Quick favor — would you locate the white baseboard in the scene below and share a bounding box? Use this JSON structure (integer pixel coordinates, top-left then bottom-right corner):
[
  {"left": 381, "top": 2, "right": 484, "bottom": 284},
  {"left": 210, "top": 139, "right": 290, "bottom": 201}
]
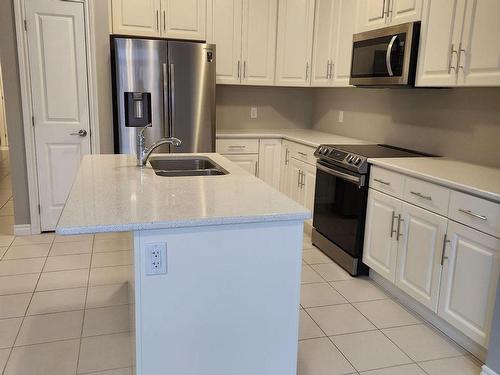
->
[
  {"left": 370, "top": 270, "right": 488, "bottom": 362},
  {"left": 14, "top": 224, "right": 32, "bottom": 236},
  {"left": 482, "top": 365, "right": 499, "bottom": 375}
]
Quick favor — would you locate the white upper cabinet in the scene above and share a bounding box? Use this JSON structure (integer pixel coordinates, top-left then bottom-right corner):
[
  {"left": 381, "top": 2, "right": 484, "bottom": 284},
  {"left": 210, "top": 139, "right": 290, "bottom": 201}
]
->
[
  {"left": 112, "top": 0, "right": 161, "bottom": 37},
  {"left": 207, "top": 0, "right": 277, "bottom": 85},
  {"left": 438, "top": 221, "right": 500, "bottom": 347},
  {"left": 417, "top": 0, "right": 500, "bottom": 87},
  {"left": 161, "top": 0, "right": 206, "bottom": 40},
  {"left": 275, "top": 0, "right": 316, "bottom": 86},
  {"left": 312, "top": 0, "right": 357, "bottom": 87},
  {"left": 241, "top": 0, "right": 278, "bottom": 85},
  {"left": 415, "top": 0, "right": 466, "bottom": 87},
  {"left": 396, "top": 203, "right": 447, "bottom": 312},
  {"left": 207, "top": 0, "right": 243, "bottom": 84},
  {"left": 458, "top": 0, "right": 500, "bottom": 86},
  {"left": 111, "top": 0, "right": 206, "bottom": 40},
  {"left": 356, "top": 0, "right": 422, "bottom": 32}
]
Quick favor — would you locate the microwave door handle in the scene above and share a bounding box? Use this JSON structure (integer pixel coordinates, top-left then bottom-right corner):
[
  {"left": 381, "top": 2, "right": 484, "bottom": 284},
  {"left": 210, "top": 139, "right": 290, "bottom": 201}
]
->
[{"left": 386, "top": 35, "right": 398, "bottom": 77}]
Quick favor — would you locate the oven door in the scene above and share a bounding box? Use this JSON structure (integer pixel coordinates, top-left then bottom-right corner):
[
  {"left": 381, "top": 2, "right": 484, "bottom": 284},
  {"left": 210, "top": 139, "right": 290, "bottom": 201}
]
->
[
  {"left": 313, "top": 162, "right": 368, "bottom": 259},
  {"left": 350, "top": 22, "right": 419, "bottom": 86}
]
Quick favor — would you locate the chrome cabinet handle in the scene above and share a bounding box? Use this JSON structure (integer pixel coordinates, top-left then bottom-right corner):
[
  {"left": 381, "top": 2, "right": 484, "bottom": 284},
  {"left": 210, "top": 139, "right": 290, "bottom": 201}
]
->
[
  {"left": 382, "top": 0, "right": 387, "bottom": 18},
  {"left": 386, "top": 35, "right": 397, "bottom": 77},
  {"left": 70, "top": 129, "right": 87, "bottom": 137},
  {"left": 305, "top": 62, "right": 309, "bottom": 81},
  {"left": 297, "top": 171, "right": 302, "bottom": 188},
  {"left": 458, "top": 208, "right": 487, "bottom": 221},
  {"left": 396, "top": 214, "right": 404, "bottom": 239},
  {"left": 156, "top": 10, "right": 159, "bottom": 32},
  {"left": 237, "top": 60, "right": 240, "bottom": 78},
  {"left": 410, "top": 191, "right": 432, "bottom": 201},
  {"left": 448, "top": 44, "right": 457, "bottom": 74},
  {"left": 374, "top": 178, "right": 390, "bottom": 186},
  {"left": 440, "top": 234, "right": 450, "bottom": 266},
  {"left": 228, "top": 145, "right": 246, "bottom": 149},
  {"left": 243, "top": 61, "right": 246, "bottom": 78},
  {"left": 390, "top": 211, "right": 397, "bottom": 238},
  {"left": 163, "top": 10, "right": 166, "bottom": 32},
  {"left": 298, "top": 151, "right": 307, "bottom": 158},
  {"left": 457, "top": 42, "right": 466, "bottom": 70},
  {"left": 285, "top": 149, "right": 290, "bottom": 165},
  {"left": 326, "top": 60, "right": 330, "bottom": 79}
]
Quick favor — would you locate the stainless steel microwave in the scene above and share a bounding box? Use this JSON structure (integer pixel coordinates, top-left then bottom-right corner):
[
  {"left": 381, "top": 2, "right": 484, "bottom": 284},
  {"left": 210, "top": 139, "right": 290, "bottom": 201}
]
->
[{"left": 350, "top": 22, "right": 420, "bottom": 87}]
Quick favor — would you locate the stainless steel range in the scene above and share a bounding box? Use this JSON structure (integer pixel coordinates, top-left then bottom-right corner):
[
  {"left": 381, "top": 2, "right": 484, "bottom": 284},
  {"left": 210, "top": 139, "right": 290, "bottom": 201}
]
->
[{"left": 312, "top": 144, "right": 431, "bottom": 276}]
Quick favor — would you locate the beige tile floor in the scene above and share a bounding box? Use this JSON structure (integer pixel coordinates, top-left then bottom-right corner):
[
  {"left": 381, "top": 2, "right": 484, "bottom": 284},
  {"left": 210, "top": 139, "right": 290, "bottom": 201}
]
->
[{"left": 0, "top": 150, "right": 483, "bottom": 375}]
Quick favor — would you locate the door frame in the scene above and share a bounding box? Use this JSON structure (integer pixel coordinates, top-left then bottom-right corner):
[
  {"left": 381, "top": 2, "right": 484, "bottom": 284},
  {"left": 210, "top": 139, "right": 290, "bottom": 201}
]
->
[{"left": 13, "top": 0, "right": 101, "bottom": 234}]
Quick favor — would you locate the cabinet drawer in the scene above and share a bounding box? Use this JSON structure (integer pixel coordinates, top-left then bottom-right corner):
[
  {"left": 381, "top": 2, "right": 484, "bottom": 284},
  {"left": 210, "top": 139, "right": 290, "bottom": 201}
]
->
[
  {"left": 449, "top": 191, "right": 500, "bottom": 238},
  {"left": 288, "top": 142, "right": 316, "bottom": 165},
  {"left": 216, "top": 139, "right": 259, "bottom": 154},
  {"left": 369, "top": 166, "right": 404, "bottom": 198},
  {"left": 403, "top": 177, "right": 450, "bottom": 216}
]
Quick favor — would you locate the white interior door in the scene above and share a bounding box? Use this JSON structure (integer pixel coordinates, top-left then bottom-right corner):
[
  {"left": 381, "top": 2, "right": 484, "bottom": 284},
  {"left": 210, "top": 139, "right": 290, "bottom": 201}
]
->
[
  {"left": 438, "top": 221, "right": 500, "bottom": 347},
  {"left": 25, "top": 0, "right": 92, "bottom": 231},
  {"left": 396, "top": 203, "right": 447, "bottom": 311}
]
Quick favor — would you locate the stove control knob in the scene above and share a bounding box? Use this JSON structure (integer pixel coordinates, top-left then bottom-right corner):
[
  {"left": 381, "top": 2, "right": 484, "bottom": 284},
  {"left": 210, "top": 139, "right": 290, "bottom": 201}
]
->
[
  {"left": 346, "top": 155, "right": 353, "bottom": 163},
  {"left": 353, "top": 157, "right": 361, "bottom": 165}
]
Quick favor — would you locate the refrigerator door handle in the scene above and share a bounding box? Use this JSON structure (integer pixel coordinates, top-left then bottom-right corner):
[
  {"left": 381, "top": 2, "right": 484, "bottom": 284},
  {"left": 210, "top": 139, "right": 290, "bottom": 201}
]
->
[
  {"left": 169, "top": 63, "right": 175, "bottom": 139},
  {"left": 162, "top": 63, "right": 170, "bottom": 137}
]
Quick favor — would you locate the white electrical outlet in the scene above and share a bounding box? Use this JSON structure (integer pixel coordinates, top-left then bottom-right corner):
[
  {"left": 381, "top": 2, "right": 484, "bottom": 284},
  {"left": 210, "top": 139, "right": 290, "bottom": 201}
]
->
[
  {"left": 145, "top": 243, "right": 167, "bottom": 275},
  {"left": 338, "top": 110, "right": 344, "bottom": 123},
  {"left": 250, "top": 107, "right": 258, "bottom": 119}
]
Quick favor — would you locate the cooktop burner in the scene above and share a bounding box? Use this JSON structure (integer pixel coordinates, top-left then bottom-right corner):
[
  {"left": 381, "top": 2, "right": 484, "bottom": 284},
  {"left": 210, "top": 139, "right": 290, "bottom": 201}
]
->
[{"left": 314, "top": 144, "right": 432, "bottom": 174}]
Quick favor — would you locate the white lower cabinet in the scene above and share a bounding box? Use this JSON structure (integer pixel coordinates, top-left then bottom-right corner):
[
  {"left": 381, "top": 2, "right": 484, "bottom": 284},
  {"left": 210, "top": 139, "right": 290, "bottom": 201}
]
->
[
  {"left": 287, "top": 158, "right": 316, "bottom": 213},
  {"left": 223, "top": 154, "right": 258, "bottom": 175},
  {"left": 396, "top": 202, "right": 447, "bottom": 311},
  {"left": 363, "top": 189, "right": 401, "bottom": 283},
  {"left": 258, "top": 139, "right": 281, "bottom": 189},
  {"left": 438, "top": 221, "right": 500, "bottom": 347},
  {"left": 364, "top": 166, "right": 500, "bottom": 348}
]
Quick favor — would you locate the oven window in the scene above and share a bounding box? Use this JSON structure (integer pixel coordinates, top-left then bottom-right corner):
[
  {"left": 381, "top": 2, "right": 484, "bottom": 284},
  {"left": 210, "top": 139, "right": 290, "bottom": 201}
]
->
[
  {"left": 313, "top": 167, "right": 367, "bottom": 258},
  {"left": 351, "top": 33, "right": 406, "bottom": 78}
]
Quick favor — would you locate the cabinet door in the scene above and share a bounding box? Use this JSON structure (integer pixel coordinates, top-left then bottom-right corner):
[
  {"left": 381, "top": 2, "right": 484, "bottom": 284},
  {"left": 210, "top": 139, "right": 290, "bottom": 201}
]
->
[
  {"left": 280, "top": 144, "right": 292, "bottom": 197},
  {"left": 289, "top": 158, "right": 304, "bottom": 204},
  {"left": 241, "top": 0, "right": 278, "bottom": 86},
  {"left": 415, "top": 0, "right": 466, "bottom": 87},
  {"left": 438, "top": 221, "right": 500, "bottom": 347},
  {"left": 223, "top": 154, "right": 258, "bottom": 176},
  {"left": 363, "top": 189, "right": 401, "bottom": 283},
  {"left": 396, "top": 203, "right": 447, "bottom": 312},
  {"left": 112, "top": 0, "right": 161, "bottom": 37},
  {"left": 207, "top": 0, "right": 242, "bottom": 84},
  {"left": 302, "top": 162, "right": 316, "bottom": 214},
  {"left": 356, "top": 0, "right": 387, "bottom": 32},
  {"left": 258, "top": 139, "right": 282, "bottom": 189},
  {"left": 275, "top": 0, "right": 315, "bottom": 86},
  {"left": 311, "top": 0, "right": 336, "bottom": 86},
  {"left": 161, "top": 0, "right": 206, "bottom": 40},
  {"left": 388, "top": 0, "right": 422, "bottom": 25},
  {"left": 331, "top": 0, "right": 357, "bottom": 87},
  {"left": 459, "top": 0, "right": 500, "bottom": 86}
]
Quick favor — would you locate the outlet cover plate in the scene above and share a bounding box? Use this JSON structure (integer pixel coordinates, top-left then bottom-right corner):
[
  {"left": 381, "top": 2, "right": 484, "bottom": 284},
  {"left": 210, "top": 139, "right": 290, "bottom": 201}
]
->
[{"left": 145, "top": 242, "right": 167, "bottom": 275}]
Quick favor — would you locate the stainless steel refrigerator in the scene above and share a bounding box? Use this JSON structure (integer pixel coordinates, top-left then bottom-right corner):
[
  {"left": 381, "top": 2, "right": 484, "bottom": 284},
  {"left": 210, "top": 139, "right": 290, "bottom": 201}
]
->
[{"left": 111, "top": 37, "right": 216, "bottom": 154}]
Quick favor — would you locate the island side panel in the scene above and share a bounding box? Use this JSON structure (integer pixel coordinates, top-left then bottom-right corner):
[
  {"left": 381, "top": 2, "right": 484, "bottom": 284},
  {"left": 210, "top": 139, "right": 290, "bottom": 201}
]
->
[{"left": 133, "top": 220, "right": 304, "bottom": 375}]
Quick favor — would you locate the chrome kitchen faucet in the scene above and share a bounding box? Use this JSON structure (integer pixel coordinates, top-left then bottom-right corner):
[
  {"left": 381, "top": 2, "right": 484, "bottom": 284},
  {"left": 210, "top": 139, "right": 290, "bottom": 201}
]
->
[{"left": 137, "top": 125, "right": 182, "bottom": 166}]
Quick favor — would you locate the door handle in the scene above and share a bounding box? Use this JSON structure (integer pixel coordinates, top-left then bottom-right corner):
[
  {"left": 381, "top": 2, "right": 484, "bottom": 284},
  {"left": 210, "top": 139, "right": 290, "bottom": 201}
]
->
[
  {"left": 386, "top": 35, "right": 398, "bottom": 77},
  {"left": 169, "top": 63, "right": 175, "bottom": 137},
  {"left": 70, "top": 129, "right": 87, "bottom": 137}
]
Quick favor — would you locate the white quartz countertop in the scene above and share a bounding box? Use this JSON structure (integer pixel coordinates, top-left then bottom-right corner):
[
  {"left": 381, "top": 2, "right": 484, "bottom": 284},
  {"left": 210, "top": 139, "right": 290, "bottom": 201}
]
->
[
  {"left": 56, "top": 153, "right": 310, "bottom": 235},
  {"left": 216, "top": 128, "right": 370, "bottom": 148},
  {"left": 369, "top": 157, "right": 500, "bottom": 203}
]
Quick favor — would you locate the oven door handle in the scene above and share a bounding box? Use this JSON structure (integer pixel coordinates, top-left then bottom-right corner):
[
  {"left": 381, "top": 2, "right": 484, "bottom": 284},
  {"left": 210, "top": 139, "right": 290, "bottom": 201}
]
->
[
  {"left": 386, "top": 35, "right": 398, "bottom": 77},
  {"left": 316, "top": 163, "right": 364, "bottom": 187}
]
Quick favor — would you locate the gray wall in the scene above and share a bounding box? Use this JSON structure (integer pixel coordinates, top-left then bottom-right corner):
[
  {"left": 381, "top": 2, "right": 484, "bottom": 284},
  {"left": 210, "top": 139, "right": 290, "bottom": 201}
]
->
[
  {"left": 312, "top": 87, "right": 500, "bottom": 168},
  {"left": 0, "top": 0, "right": 31, "bottom": 225},
  {"left": 216, "top": 85, "right": 313, "bottom": 130}
]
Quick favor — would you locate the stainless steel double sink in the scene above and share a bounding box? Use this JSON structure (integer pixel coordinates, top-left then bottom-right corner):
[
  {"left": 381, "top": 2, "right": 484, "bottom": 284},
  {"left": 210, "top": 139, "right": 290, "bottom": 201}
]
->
[{"left": 149, "top": 156, "right": 228, "bottom": 177}]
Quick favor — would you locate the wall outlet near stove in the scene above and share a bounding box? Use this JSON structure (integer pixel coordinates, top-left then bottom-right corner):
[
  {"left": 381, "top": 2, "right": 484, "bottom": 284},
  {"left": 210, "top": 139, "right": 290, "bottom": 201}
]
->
[
  {"left": 338, "top": 110, "right": 344, "bottom": 123},
  {"left": 250, "top": 107, "right": 258, "bottom": 119},
  {"left": 145, "top": 242, "right": 167, "bottom": 275}
]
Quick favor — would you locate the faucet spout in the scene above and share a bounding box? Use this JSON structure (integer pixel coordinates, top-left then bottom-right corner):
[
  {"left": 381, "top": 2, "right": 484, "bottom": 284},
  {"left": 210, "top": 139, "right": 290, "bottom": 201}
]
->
[{"left": 136, "top": 126, "right": 182, "bottom": 166}]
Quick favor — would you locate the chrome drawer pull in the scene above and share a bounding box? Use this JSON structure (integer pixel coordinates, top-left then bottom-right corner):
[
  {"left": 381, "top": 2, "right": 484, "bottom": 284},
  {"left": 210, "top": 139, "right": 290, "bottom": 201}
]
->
[
  {"left": 374, "top": 178, "right": 390, "bottom": 186},
  {"left": 298, "top": 152, "right": 307, "bottom": 157},
  {"left": 228, "top": 145, "right": 246, "bottom": 149},
  {"left": 458, "top": 208, "right": 487, "bottom": 221},
  {"left": 410, "top": 191, "right": 432, "bottom": 201}
]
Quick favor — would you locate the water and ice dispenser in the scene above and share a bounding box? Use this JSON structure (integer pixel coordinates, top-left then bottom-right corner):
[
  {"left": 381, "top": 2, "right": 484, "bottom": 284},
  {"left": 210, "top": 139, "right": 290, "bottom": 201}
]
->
[{"left": 124, "top": 92, "right": 151, "bottom": 128}]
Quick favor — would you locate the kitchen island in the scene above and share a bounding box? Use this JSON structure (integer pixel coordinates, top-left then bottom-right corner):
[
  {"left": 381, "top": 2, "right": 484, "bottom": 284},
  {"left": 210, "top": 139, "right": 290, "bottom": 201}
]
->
[{"left": 56, "top": 153, "right": 309, "bottom": 375}]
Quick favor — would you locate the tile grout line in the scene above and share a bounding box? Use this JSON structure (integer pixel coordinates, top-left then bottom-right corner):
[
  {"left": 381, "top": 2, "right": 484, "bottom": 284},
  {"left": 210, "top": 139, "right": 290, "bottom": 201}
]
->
[{"left": 2, "top": 234, "right": 56, "bottom": 375}]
